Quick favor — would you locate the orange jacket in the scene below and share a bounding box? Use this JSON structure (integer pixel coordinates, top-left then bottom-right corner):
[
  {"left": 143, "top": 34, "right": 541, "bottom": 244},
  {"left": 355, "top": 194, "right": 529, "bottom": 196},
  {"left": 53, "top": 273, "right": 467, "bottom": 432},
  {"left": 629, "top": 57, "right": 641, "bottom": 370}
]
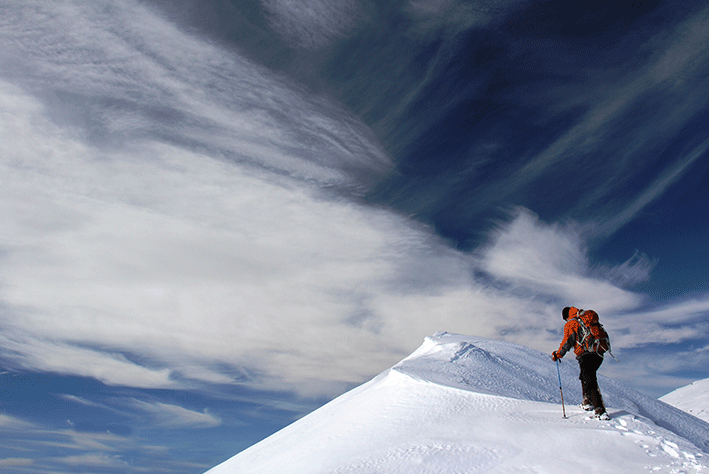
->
[{"left": 556, "top": 307, "right": 585, "bottom": 358}]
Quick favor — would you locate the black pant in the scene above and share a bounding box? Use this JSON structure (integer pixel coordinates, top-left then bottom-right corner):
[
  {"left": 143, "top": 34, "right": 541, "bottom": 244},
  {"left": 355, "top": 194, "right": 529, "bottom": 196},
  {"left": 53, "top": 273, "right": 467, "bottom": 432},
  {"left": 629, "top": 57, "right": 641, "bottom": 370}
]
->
[{"left": 578, "top": 352, "right": 605, "bottom": 412}]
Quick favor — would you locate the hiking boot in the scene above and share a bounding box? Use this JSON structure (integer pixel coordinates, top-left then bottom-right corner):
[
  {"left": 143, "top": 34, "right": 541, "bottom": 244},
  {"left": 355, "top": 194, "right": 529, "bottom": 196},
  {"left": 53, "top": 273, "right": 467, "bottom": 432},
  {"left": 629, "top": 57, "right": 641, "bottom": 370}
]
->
[
  {"left": 581, "top": 398, "right": 594, "bottom": 411},
  {"left": 590, "top": 391, "right": 606, "bottom": 415},
  {"left": 594, "top": 406, "right": 610, "bottom": 420}
]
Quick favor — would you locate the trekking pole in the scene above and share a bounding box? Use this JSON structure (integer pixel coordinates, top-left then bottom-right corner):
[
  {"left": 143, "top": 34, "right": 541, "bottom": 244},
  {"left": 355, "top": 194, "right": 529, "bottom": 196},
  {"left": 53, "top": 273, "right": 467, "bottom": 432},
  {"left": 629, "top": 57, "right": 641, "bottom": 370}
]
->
[{"left": 556, "top": 359, "right": 567, "bottom": 419}]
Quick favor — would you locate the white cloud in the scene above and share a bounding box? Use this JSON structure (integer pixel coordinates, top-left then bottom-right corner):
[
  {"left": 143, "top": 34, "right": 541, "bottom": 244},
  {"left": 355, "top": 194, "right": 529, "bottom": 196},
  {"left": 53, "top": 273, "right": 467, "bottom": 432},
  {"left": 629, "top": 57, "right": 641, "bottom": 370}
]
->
[
  {"left": 0, "top": 336, "right": 175, "bottom": 389},
  {"left": 0, "top": 414, "right": 35, "bottom": 430},
  {"left": 0, "top": 458, "right": 34, "bottom": 467},
  {"left": 58, "top": 453, "right": 129, "bottom": 468},
  {"left": 647, "top": 344, "right": 709, "bottom": 375},
  {"left": 0, "top": 0, "right": 386, "bottom": 395},
  {"left": 0, "top": 94, "right": 702, "bottom": 395},
  {"left": 47, "top": 429, "right": 132, "bottom": 453},
  {"left": 261, "top": 0, "right": 365, "bottom": 49},
  {"left": 609, "top": 296, "right": 709, "bottom": 349},
  {"left": 0, "top": 1, "right": 390, "bottom": 188},
  {"left": 476, "top": 208, "right": 643, "bottom": 312},
  {"left": 598, "top": 354, "right": 698, "bottom": 399},
  {"left": 1, "top": 94, "right": 700, "bottom": 395},
  {"left": 404, "top": 0, "right": 527, "bottom": 38},
  {"left": 0, "top": 74, "right": 472, "bottom": 395},
  {"left": 58, "top": 394, "right": 119, "bottom": 412},
  {"left": 592, "top": 250, "right": 656, "bottom": 288},
  {"left": 1, "top": 0, "right": 707, "bottom": 402},
  {"left": 0, "top": 413, "right": 135, "bottom": 458},
  {"left": 0, "top": 409, "right": 210, "bottom": 472},
  {"left": 629, "top": 298, "right": 709, "bottom": 325},
  {"left": 130, "top": 400, "right": 221, "bottom": 429}
]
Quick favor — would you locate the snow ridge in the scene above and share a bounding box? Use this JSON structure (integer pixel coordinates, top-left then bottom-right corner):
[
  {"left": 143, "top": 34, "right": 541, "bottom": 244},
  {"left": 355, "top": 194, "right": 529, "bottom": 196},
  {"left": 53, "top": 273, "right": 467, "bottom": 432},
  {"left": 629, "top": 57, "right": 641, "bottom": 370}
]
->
[
  {"left": 661, "top": 378, "right": 709, "bottom": 423},
  {"left": 205, "top": 332, "right": 709, "bottom": 474},
  {"left": 396, "top": 332, "right": 709, "bottom": 453}
]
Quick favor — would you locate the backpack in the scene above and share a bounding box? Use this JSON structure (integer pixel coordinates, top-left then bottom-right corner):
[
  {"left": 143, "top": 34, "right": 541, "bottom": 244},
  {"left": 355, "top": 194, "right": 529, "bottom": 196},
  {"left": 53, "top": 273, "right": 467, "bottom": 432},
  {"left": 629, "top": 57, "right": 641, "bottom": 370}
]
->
[{"left": 572, "top": 309, "right": 611, "bottom": 356}]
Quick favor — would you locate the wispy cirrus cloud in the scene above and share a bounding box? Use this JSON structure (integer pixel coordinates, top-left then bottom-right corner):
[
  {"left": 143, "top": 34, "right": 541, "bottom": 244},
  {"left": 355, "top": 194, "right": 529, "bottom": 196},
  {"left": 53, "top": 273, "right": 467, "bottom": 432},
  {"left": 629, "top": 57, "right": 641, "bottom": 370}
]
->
[
  {"left": 0, "top": 414, "right": 34, "bottom": 430},
  {"left": 595, "top": 137, "right": 709, "bottom": 238},
  {"left": 130, "top": 400, "right": 221, "bottom": 429},
  {"left": 591, "top": 250, "right": 657, "bottom": 288},
  {"left": 1, "top": 73, "right": 704, "bottom": 397},
  {"left": 0, "top": 413, "right": 135, "bottom": 467},
  {"left": 4, "top": 2, "right": 707, "bottom": 472},
  {"left": 0, "top": 1, "right": 390, "bottom": 188},
  {"left": 57, "top": 453, "right": 131, "bottom": 469},
  {"left": 0, "top": 83, "right": 464, "bottom": 394},
  {"left": 404, "top": 0, "right": 529, "bottom": 38},
  {"left": 475, "top": 208, "right": 643, "bottom": 313},
  {"left": 610, "top": 297, "right": 709, "bottom": 349},
  {"left": 0, "top": 0, "right": 391, "bottom": 396},
  {"left": 483, "top": 4, "right": 709, "bottom": 232},
  {"left": 0, "top": 0, "right": 706, "bottom": 407},
  {"left": 0, "top": 408, "right": 216, "bottom": 472},
  {"left": 261, "top": 0, "right": 366, "bottom": 49},
  {"left": 0, "top": 458, "right": 34, "bottom": 468},
  {"left": 0, "top": 335, "right": 174, "bottom": 389}
]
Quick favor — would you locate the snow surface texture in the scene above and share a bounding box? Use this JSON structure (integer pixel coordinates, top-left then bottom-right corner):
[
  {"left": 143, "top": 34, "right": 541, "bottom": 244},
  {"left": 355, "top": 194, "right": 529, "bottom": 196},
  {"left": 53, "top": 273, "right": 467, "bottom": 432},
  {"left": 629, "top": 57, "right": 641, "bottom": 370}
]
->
[
  {"left": 661, "top": 378, "right": 709, "bottom": 423},
  {"left": 206, "top": 333, "right": 709, "bottom": 474}
]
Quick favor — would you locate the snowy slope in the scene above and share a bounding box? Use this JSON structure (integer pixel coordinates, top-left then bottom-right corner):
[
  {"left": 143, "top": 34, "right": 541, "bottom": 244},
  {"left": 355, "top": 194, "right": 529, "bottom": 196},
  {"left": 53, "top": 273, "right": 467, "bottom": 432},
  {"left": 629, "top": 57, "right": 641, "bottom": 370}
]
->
[
  {"left": 661, "top": 378, "right": 709, "bottom": 423},
  {"left": 205, "top": 332, "right": 709, "bottom": 474}
]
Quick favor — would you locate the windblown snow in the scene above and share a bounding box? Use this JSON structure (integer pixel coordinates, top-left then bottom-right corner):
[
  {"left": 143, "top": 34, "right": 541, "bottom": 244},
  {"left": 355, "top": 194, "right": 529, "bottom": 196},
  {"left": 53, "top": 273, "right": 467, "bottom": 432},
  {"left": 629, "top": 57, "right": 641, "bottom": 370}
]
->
[
  {"left": 206, "top": 332, "right": 709, "bottom": 474},
  {"left": 661, "top": 378, "right": 709, "bottom": 423}
]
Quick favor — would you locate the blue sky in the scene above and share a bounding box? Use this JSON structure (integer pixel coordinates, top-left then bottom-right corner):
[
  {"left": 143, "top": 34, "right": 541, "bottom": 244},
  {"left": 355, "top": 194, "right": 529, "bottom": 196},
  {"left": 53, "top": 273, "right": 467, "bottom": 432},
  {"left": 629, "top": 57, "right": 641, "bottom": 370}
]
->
[{"left": 1, "top": 0, "right": 708, "bottom": 472}]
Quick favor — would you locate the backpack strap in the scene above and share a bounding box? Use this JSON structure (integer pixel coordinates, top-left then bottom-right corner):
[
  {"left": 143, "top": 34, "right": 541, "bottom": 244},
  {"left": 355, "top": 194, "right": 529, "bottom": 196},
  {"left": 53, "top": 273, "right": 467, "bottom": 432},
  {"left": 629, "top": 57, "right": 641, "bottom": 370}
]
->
[
  {"left": 571, "top": 316, "right": 612, "bottom": 358},
  {"left": 570, "top": 316, "right": 589, "bottom": 345},
  {"left": 573, "top": 312, "right": 619, "bottom": 361}
]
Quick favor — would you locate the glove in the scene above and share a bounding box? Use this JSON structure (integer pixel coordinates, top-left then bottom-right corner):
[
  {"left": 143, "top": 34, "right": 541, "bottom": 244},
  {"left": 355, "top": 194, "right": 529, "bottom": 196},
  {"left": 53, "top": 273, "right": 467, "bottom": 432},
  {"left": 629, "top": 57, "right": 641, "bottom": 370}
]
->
[{"left": 551, "top": 351, "right": 560, "bottom": 361}]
